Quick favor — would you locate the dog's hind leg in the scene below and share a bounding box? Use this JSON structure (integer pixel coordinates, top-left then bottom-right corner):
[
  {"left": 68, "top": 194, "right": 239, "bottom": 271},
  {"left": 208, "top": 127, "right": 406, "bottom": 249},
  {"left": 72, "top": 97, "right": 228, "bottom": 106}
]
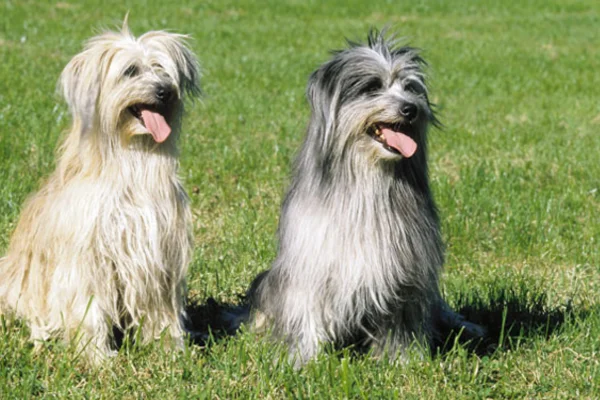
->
[
  {"left": 287, "top": 320, "right": 323, "bottom": 368},
  {"left": 66, "top": 297, "right": 115, "bottom": 363},
  {"left": 283, "top": 303, "right": 332, "bottom": 367},
  {"left": 370, "top": 302, "right": 434, "bottom": 361},
  {"left": 29, "top": 320, "right": 52, "bottom": 353},
  {"left": 162, "top": 316, "right": 185, "bottom": 350},
  {"left": 371, "top": 325, "right": 424, "bottom": 362},
  {"left": 138, "top": 308, "right": 185, "bottom": 351},
  {"left": 251, "top": 271, "right": 329, "bottom": 366}
]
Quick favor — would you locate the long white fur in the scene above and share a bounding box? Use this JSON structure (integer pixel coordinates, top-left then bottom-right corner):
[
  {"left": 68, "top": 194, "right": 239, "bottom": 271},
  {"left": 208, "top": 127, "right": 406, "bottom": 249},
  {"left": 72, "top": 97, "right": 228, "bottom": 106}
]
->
[{"left": 0, "top": 22, "right": 200, "bottom": 362}]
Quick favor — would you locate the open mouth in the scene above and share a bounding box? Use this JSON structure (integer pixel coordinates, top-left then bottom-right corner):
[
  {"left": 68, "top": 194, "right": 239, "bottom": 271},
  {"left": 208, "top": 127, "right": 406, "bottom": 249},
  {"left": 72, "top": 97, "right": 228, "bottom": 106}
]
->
[
  {"left": 368, "top": 123, "right": 417, "bottom": 158},
  {"left": 128, "top": 104, "right": 172, "bottom": 143}
]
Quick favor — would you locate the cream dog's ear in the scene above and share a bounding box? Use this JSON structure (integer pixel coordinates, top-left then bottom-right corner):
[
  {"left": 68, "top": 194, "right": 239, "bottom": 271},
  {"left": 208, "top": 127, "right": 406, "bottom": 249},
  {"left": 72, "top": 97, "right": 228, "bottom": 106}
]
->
[
  {"left": 171, "top": 35, "right": 202, "bottom": 100},
  {"left": 59, "top": 47, "right": 103, "bottom": 136},
  {"left": 138, "top": 31, "right": 202, "bottom": 100}
]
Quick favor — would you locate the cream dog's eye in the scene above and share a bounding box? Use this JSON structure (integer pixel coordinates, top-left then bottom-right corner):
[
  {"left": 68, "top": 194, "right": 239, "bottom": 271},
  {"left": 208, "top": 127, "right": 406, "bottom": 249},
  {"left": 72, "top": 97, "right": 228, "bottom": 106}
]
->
[{"left": 124, "top": 64, "right": 139, "bottom": 77}]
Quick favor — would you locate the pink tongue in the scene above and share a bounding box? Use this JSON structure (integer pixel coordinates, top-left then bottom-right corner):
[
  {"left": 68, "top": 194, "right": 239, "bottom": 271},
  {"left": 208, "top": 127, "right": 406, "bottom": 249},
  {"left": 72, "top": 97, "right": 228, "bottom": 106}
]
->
[
  {"left": 381, "top": 127, "right": 417, "bottom": 158},
  {"left": 141, "top": 110, "right": 171, "bottom": 143}
]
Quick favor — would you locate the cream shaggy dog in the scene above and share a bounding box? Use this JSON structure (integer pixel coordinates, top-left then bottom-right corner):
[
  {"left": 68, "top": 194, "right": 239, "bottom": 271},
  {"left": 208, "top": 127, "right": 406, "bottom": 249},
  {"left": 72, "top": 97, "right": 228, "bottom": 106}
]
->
[{"left": 0, "top": 22, "right": 200, "bottom": 362}]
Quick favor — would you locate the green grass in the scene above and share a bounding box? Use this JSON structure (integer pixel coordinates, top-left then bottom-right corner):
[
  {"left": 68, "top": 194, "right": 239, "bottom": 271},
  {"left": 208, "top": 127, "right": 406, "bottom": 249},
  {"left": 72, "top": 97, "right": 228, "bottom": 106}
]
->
[{"left": 1, "top": 0, "right": 599, "bottom": 398}]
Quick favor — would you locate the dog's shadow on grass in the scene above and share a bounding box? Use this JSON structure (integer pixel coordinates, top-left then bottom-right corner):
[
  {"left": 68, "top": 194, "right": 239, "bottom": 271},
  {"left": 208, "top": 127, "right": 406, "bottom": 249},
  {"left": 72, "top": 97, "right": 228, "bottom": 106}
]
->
[
  {"left": 182, "top": 286, "right": 583, "bottom": 358},
  {"left": 184, "top": 297, "right": 250, "bottom": 345},
  {"left": 437, "top": 286, "right": 580, "bottom": 357}
]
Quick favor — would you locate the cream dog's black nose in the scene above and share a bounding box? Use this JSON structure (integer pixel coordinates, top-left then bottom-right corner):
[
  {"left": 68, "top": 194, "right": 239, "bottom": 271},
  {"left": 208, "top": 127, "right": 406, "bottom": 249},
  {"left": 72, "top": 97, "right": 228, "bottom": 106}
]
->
[{"left": 156, "top": 86, "right": 174, "bottom": 103}]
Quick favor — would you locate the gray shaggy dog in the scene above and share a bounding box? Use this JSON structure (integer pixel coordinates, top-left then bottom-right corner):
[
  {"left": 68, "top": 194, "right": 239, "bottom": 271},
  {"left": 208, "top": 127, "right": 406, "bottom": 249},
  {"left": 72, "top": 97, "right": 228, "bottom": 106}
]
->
[{"left": 249, "top": 30, "right": 483, "bottom": 366}]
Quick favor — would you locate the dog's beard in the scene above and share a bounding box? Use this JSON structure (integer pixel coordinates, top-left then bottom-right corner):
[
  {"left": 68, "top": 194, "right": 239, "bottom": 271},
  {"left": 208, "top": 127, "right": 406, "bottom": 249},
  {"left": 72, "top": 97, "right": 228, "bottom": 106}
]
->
[
  {"left": 117, "top": 95, "right": 185, "bottom": 149},
  {"left": 127, "top": 103, "right": 173, "bottom": 143},
  {"left": 367, "top": 123, "right": 417, "bottom": 158},
  {"left": 328, "top": 96, "right": 430, "bottom": 168},
  {"left": 95, "top": 72, "right": 182, "bottom": 149}
]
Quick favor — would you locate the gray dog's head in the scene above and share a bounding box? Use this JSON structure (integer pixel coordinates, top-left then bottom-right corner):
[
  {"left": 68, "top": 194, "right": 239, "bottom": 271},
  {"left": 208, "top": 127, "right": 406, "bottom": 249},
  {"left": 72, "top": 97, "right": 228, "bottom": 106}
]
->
[{"left": 305, "top": 29, "right": 438, "bottom": 164}]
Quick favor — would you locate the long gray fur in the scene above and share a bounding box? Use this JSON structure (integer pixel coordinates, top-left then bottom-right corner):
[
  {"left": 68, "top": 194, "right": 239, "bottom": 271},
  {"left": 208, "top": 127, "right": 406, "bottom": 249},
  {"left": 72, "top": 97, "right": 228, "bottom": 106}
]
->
[{"left": 250, "top": 29, "right": 483, "bottom": 366}]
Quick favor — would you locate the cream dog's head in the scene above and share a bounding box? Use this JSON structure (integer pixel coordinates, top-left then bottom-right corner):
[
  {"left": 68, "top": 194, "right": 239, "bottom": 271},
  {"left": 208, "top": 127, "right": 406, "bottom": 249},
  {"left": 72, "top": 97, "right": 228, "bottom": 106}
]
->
[{"left": 59, "top": 22, "right": 200, "bottom": 149}]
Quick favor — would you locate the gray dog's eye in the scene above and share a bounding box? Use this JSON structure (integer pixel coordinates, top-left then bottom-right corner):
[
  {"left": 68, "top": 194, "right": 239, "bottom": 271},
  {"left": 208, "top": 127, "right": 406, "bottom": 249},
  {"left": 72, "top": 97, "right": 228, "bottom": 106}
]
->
[
  {"left": 123, "top": 65, "right": 139, "bottom": 78},
  {"left": 362, "top": 78, "right": 382, "bottom": 95},
  {"left": 152, "top": 62, "right": 164, "bottom": 69},
  {"left": 404, "top": 80, "right": 422, "bottom": 94}
]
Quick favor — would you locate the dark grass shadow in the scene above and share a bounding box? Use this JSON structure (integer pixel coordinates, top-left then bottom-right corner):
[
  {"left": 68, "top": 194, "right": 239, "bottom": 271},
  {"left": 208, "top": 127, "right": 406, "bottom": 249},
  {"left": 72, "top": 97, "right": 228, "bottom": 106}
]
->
[
  {"left": 109, "top": 297, "right": 249, "bottom": 349},
  {"left": 180, "top": 284, "right": 586, "bottom": 360},
  {"left": 435, "top": 285, "right": 580, "bottom": 357},
  {"left": 184, "top": 296, "right": 250, "bottom": 346}
]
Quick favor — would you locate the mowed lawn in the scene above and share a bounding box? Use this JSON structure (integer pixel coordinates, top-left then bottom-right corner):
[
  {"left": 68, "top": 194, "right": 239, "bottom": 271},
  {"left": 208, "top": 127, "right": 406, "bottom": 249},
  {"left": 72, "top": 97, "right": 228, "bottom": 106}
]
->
[{"left": 1, "top": 0, "right": 599, "bottom": 398}]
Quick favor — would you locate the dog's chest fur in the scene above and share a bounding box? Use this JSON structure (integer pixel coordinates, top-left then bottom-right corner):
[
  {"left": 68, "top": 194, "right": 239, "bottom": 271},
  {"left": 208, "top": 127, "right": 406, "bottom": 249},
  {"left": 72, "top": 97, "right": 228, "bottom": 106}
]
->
[
  {"left": 92, "top": 152, "right": 189, "bottom": 266},
  {"left": 276, "top": 162, "right": 443, "bottom": 327}
]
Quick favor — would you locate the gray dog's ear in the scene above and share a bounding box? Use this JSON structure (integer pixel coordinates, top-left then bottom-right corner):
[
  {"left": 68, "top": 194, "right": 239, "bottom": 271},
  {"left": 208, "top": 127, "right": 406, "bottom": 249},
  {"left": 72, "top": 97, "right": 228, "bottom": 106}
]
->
[
  {"left": 306, "top": 67, "right": 339, "bottom": 150},
  {"left": 306, "top": 70, "right": 328, "bottom": 127},
  {"left": 59, "top": 49, "right": 103, "bottom": 137}
]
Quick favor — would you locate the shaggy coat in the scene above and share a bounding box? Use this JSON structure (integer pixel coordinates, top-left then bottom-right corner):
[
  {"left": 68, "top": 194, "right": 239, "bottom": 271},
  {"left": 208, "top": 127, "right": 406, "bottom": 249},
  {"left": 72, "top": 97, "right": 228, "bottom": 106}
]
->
[
  {"left": 250, "top": 30, "right": 480, "bottom": 366},
  {"left": 0, "top": 24, "right": 200, "bottom": 361}
]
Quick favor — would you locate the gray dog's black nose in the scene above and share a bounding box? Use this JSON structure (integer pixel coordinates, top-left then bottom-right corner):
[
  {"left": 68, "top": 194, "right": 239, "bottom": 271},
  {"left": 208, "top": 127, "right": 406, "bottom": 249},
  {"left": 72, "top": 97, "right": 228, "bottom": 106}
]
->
[{"left": 400, "top": 103, "right": 418, "bottom": 122}]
